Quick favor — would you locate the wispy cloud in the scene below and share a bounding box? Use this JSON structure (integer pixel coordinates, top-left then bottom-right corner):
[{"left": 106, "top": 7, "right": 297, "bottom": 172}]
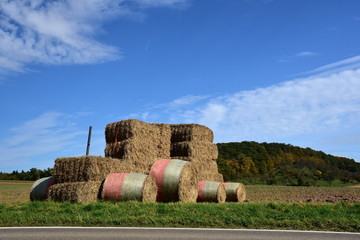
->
[
  {"left": 276, "top": 51, "right": 319, "bottom": 62},
  {"left": 0, "top": 0, "right": 188, "bottom": 75},
  {"left": 295, "top": 51, "right": 319, "bottom": 57},
  {"left": 299, "top": 55, "right": 360, "bottom": 78},
  {"left": 0, "top": 112, "right": 87, "bottom": 171},
  {"left": 124, "top": 95, "right": 209, "bottom": 122}
]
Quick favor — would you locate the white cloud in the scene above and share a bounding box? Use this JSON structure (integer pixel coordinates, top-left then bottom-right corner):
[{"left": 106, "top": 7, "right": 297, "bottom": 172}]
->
[{"left": 0, "top": 0, "right": 188, "bottom": 75}]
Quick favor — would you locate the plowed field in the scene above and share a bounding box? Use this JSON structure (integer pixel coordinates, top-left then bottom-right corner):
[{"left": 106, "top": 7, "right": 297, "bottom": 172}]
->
[{"left": 246, "top": 185, "right": 360, "bottom": 203}]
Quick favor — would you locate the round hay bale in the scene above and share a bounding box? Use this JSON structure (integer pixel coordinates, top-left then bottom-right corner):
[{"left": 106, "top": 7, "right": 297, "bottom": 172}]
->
[
  {"left": 223, "top": 182, "right": 246, "bottom": 202},
  {"left": 197, "top": 181, "right": 226, "bottom": 203},
  {"left": 102, "top": 173, "right": 157, "bottom": 202},
  {"left": 150, "top": 159, "right": 197, "bottom": 202},
  {"left": 30, "top": 176, "right": 55, "bottom": 201}
]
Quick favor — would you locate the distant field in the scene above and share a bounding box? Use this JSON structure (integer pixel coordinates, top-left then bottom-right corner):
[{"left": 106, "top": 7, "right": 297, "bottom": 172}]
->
[
  {"left": 1, "top": 180, "right": 360, "bottom": 204},
  {"left": 0, "top": 180, "right": 32, "bottom": 204}
]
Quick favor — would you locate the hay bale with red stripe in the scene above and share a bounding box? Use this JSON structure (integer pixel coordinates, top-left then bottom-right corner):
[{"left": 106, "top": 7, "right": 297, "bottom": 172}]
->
[
  {"left": 171, "top": 141, "right": 218, "bottom": 161},
  {"left": 48, "top": 181, "right": 102, "bottom": 203},
  {"left": 30, "top": 176, "right": 55, "bottom": 201},
  {"left": 223, "top": 182, "right": 246, "bottom": 202},
  {"left": 197, "top": 181, "right": 226, "bottom": 203},
  {"left": 102, "top": 173, "right": 157, "bottom": 202},
  {"left": 150, "top": 159, "right": 198, "bottom": 202},
  {"left": 170, "top": 124, "right": 214, "bottom": 143},
  {"left": 53, "top": 156, "right": 124, "bottom": 183}
]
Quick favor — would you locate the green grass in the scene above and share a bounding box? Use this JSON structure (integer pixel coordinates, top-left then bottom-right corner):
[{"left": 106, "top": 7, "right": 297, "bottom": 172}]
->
[{"left": 0, "top": 201, "right": 359, "bottom": 232}]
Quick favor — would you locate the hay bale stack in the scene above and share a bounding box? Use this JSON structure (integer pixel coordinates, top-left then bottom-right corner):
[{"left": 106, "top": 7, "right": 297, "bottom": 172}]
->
[
  {"left": 53, "top": 156, "right": 124, "bottom": 183},
  {"left": 170, "top": 123, "right": 221, "bottom": 183},
  {"left": 197, "top": 181, "right": 226, "bottom": 203},
  {"left": 223, "top": 182, "right": 246, "bottom": 202},
  {"left": 102, "top": 173, "right": 157, "bottom": 202},
  {"left": 105, "top": 119, "right": 171, "bottom": 173},
  {"left": 150, "top": 159, "right": 198, "bottom": 202},
  {"left": 48, "top": 181, "right": 102, "bottom": 203},
  {"left": 30, "top": 176, "right": 55, "bottom": 201}
]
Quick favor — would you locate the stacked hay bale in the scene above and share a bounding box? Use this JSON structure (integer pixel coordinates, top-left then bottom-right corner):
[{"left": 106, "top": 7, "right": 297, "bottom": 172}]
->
[
  {"left": 35, "top": 119, "right": 245, "bottom": 204},
  {"left": 170, "top": 124, "right": 224, "bottom": 182},
  {"left": 104, "top": 119, "right": 171, "bottom": 173},
  {"left": 48, "top": 156, "right": 123, "bottom": 203}
]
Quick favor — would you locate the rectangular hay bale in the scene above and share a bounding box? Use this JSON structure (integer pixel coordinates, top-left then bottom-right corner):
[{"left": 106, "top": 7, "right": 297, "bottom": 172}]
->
[
  {"left": 188, "top": 162, "right": 224, "bottom": 182},
  {"left": 105, "top": 139, "right": 169, "bottom": 162},
  {"left": 170, "top": 124, "right": 214, "bottom": 143},
  {"left": 48, "top": 181, "right": 102, "bottom": 203},
  {"left": 171, "top": 141, "right": 218, "bottom": 161},
  {"left": 53, "top": 156, "right": 123, "bottom": 183},
  {"left": 105, "top": 119, "right": 171, "bottom": 161},
  {"left": 105, "top": 119, "right": 167, "bottom": 144}
]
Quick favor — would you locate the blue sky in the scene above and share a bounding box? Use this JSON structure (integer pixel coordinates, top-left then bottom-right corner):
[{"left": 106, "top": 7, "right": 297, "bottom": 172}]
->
[{"left": 1, "top": 0, "right": 360, "bottom": 172}]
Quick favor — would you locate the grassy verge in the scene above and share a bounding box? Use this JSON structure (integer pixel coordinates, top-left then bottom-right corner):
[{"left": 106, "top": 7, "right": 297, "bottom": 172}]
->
[{"left": 0, "top": 201, "right": 359, "bottom": 232}]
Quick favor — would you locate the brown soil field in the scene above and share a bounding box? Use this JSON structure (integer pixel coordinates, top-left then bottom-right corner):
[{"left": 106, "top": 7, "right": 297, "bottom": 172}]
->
[
  {"left": 1, "top": 181, "right": 360, "bottom": 204},
  {"left": 246, "top": 185, "right": 360, "bottom": 203}
]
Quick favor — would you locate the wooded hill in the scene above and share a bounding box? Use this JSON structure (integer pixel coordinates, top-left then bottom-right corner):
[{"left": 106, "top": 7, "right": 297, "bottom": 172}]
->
[{"left": 217, "top": 141, "right": 360, "bottom": 186}]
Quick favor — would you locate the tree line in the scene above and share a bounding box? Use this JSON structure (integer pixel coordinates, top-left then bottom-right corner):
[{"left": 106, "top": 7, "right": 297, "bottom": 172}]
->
[
  {"left": 0, "top": 168, "right": 52, "bottom": 181},
  {"left": 217, "top": 141, "right": 360, "bottom": 186}
]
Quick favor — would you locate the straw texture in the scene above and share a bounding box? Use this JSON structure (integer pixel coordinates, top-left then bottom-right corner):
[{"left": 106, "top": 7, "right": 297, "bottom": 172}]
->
[
  {"left": 48, "top": 181, "right": 102, "bottom": 203},
  {"left": 53, "top": 156, "right": 123, "bottom": 183}
]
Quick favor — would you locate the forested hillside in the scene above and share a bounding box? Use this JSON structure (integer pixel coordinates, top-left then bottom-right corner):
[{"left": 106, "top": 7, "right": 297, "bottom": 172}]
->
[{"left": 217, "top": 141, "right": 360, "bottom": 186}]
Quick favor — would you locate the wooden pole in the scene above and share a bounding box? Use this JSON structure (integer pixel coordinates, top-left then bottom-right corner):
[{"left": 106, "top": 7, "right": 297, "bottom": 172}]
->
[{"left": 86, "top": 126, "right": 92, "bottom": 156}]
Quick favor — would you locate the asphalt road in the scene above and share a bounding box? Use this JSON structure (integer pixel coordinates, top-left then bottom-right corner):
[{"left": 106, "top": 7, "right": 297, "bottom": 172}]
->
[{"left": 0, "top": 227, "right": 359, "bottom": 240}]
